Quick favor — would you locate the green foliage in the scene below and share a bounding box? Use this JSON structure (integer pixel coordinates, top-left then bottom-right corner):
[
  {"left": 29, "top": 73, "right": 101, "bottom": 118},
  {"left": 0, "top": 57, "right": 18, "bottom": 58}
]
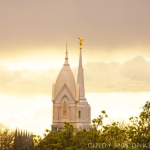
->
[
  {"left": 0, "top": 123, "right": 14, "bottom": 150},
  {"left": 13, "top": 129, "right": 34, "bottom": 150},
  {"left": 128, "top": 101, "right": 150, "bottom": 146},
  {"left": 34, "top": 101, "right": 150, "bottom": 150},
  {"left": 35, "top": 122, "right": 74, "bottom": 150},
  {"left": 92, "top": 110, "right": 108, "bottom": 131}
]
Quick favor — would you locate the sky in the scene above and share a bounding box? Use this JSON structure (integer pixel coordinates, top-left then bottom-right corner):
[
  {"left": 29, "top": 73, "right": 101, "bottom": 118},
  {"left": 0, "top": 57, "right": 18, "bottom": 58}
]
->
[{"left": 0, "top": 0, "right": 150, "bottom": 135}]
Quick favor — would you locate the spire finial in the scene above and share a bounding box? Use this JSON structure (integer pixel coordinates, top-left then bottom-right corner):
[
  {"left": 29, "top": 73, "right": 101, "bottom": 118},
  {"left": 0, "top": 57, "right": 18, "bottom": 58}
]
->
[
  {"left": 64, "top": 43, "right": 69, "bottom": 65},
  {"left": 78, "top": 36, "right": 83, "bottom": 49}
]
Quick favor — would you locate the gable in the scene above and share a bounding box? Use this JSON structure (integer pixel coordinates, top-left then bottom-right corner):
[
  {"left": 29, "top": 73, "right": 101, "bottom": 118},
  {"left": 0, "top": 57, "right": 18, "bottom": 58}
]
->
[{"left": 54, "top": 84, "right": 76, "bottom": 103}]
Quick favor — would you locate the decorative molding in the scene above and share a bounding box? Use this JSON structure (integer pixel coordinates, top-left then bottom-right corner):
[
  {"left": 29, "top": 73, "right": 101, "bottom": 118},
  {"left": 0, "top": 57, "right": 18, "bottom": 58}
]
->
[{"left": 54, "top": 84, "right": 76, "bottom": 103}]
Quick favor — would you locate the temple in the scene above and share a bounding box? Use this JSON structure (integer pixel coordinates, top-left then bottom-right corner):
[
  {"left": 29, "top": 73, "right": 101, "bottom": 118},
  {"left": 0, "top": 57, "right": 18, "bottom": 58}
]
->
[{"left": 51, "top": 40, "right": 91, "bottom": 131}]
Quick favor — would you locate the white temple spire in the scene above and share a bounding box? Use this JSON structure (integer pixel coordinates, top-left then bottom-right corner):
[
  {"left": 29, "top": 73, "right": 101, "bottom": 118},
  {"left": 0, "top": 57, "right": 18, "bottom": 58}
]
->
[{"left": 77, "top": 37, "right": 86, "bottom": 99}]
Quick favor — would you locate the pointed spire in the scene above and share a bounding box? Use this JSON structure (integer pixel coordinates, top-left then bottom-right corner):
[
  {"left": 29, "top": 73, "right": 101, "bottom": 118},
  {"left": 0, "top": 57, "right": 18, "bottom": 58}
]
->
[
  {"left": 77, "top": 47, "right": 85, "bottom": 98},
  {"left": 64, "top": 44, "right": 69, "bottom": 65},
  {"left": 77, "top": 37, "right": 87, "bottom": 102}
]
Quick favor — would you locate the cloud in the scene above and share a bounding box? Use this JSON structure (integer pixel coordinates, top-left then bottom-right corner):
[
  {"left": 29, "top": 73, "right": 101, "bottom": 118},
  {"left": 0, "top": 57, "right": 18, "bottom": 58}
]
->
[
  {"left": 0, "top": 66, "right": 59, "bottom": 95},
  {"left": 84, "top": 56, "right": 150, "bottom": 93},
  {"left": 0, "top": 0, "right": 150, "bottom": 60},
  {"left": 120, "top": 56, "right": 150, "bottom": 81},
  {"left": 0, "top": 56, "right": 150, "bottom": 94}
]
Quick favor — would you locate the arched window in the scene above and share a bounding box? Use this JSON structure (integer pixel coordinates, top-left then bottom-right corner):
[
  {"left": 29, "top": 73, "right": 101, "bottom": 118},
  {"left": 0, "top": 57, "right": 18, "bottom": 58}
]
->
[{"left": 63, "top": 101, "right": 67, "bottom": 116}]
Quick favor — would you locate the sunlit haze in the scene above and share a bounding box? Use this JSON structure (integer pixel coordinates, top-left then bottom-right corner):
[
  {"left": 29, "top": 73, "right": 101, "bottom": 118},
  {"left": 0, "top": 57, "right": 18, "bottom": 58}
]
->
[{"left": 0, "top": 0, "right": 150, "bottom": 135}]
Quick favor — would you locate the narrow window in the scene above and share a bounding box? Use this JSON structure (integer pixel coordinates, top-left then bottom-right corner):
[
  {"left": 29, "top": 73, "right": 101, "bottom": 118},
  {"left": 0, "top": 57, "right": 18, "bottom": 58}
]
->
[
  {"left": 79, "top": 111, "right": 81, "bottom": 118},
  {"left": 63, "top": 101, "right": 67, "bottom": 116}
]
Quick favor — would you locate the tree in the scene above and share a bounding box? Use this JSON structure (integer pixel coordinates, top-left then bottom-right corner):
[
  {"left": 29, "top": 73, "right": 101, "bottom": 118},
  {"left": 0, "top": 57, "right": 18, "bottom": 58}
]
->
[
  {"left": 34, "top": 101, "right": 150, "bottom": 150},
  {"left": 0, "top": 123, "right": 14, "bottom": 150},
  {"left": 13, "top": 129, "right": 34, "bottom": 150},
  {"left": 128, "top": 101, "right": 150, "bottom": 149},
  {"left": 35, "top": 122, "right": 74, "bottom": 150}
]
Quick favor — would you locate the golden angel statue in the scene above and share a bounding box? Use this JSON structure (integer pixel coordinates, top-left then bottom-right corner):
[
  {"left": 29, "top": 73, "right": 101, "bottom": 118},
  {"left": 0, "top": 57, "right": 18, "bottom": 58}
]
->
[{"left": 78, "top": 36, "right": 83, "bottom": 49}]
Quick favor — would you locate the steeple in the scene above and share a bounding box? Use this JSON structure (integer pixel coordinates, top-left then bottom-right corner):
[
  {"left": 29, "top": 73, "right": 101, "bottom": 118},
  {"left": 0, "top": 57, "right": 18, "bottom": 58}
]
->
[
  {"left": 54, "top": 44, "right": 76, "bottom": 99},
  {"left": 51, "top": 40, "right": 91, "bottom": 131},
  {"left": 77, "top": 37, "right": 86, "bottom": 100},
  {"left": 64, "top": 44, "right": 69, "bottom": 65}
]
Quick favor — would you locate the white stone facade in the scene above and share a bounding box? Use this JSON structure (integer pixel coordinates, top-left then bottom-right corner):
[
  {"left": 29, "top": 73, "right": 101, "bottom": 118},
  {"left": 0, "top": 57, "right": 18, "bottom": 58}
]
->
[{"left": 51, "top": 46, "right": 91, "bottom": 130}]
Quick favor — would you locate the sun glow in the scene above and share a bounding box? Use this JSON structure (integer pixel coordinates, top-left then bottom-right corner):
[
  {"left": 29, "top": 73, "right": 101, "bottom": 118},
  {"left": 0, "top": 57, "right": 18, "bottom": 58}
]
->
[
  {"left": 0, "top": 92, "right": 148, "bottom": 135},
  {"left": 0, "top": 51, "right": 79, "bottom": 71}
]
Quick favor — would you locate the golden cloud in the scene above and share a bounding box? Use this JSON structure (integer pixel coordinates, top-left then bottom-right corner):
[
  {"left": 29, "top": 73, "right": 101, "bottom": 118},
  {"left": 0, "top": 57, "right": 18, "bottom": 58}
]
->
[
  {"left": 84, "top": 56, "right": 150, "bottom": 93},
  {"left": 0, "top": 56, "right": 150, "bottom": 95}
]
